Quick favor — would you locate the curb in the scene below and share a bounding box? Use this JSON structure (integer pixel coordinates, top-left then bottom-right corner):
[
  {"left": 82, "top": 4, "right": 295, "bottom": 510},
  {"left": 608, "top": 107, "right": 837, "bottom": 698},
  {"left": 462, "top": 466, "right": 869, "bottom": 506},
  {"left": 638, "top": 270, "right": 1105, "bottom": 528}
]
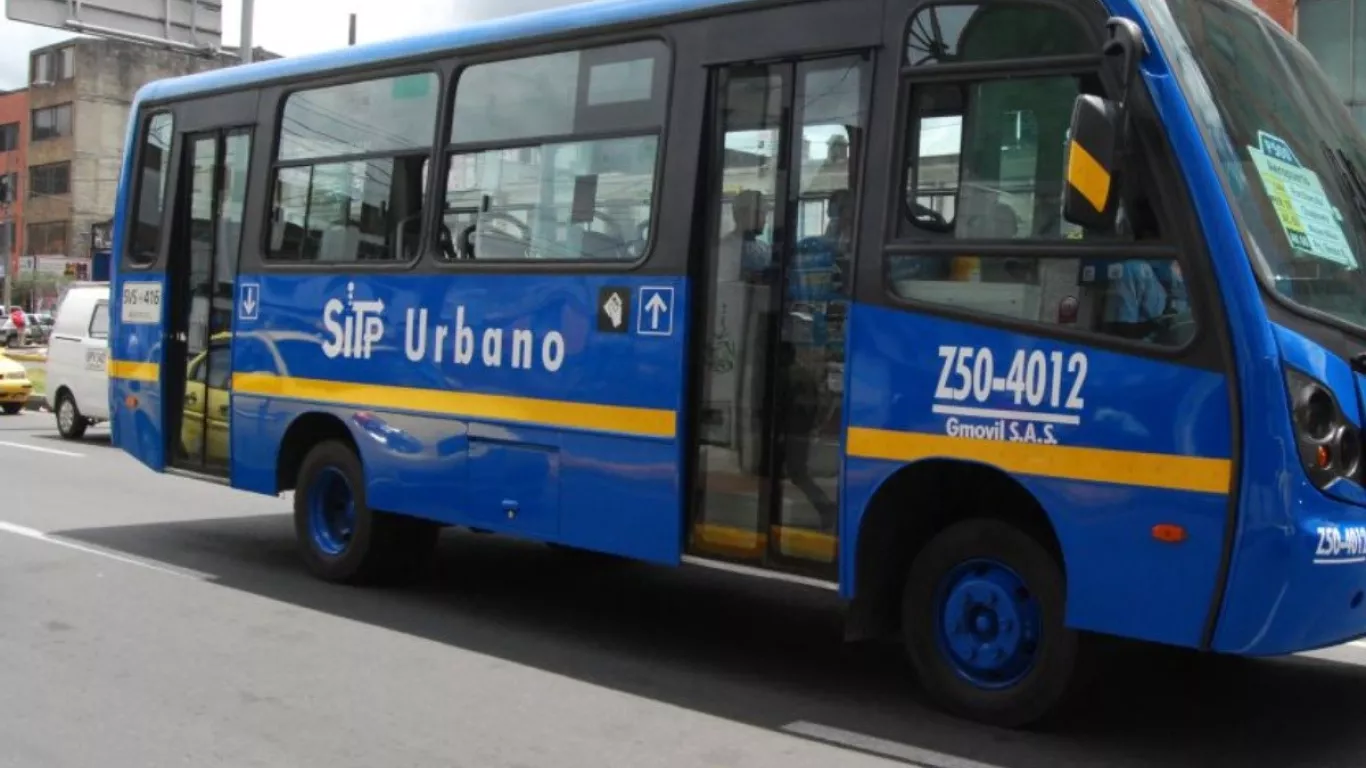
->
[{"left": 6, "top": 351, "right": 46, "bottom": 364}]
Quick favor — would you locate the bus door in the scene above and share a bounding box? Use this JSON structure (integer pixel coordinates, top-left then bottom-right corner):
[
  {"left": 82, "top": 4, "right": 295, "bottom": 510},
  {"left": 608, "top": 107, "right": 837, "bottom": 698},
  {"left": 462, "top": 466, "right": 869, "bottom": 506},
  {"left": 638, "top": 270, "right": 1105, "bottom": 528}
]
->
[
  {"left": 162, "top": 101, "right": 255, "bottom": 478},
  {"left": 688, "top": 49, "right": 873, "bottom": 579}
]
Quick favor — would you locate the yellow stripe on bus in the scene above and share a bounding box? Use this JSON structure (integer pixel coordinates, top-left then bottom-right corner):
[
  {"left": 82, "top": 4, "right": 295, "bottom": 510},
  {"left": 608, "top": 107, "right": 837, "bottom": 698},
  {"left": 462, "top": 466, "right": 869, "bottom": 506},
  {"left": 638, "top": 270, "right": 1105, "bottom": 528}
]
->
[
  {"left": 108, "top": 359, "right": 160, "bottom": 382},
  {"left": 232, "top": 372, "right": 677, "bottom": 439},
  {"left": 846, "top": 426, "right": 1232, "bottom": 494}
]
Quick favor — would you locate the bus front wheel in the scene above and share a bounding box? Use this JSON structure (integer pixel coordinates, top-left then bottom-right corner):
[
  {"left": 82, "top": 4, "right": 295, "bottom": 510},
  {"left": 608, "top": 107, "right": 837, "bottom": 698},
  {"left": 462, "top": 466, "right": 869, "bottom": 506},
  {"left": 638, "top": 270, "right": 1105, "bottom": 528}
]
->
[
  {"left": 293, "top": 439, "right": 437, "bottom": 584},
  {"left": 902, "top": 517, "right": 1085, "bottom": 729}
]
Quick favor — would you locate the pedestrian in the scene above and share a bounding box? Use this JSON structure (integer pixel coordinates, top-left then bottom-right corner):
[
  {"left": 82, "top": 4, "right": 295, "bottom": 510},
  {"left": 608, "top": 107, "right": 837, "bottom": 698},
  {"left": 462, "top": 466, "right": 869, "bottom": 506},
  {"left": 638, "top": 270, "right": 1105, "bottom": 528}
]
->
[{"left": 9, "top": 306, "right": 25, "bottom": 346}]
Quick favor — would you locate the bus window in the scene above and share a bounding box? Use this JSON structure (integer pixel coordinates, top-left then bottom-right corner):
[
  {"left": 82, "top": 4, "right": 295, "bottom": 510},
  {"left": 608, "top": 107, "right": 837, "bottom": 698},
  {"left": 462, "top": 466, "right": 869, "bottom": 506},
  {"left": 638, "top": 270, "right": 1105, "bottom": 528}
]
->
[
  {"left": 905, "top": 2, "right": 1090, "bottom": 67},
  {"left": 889, "top": 5, "right": 1195, "bottom": 348},
  {"left": 267, "top": 72, "right": 439, "bottom": 263},
  {"left": 127, "top": 112, "right": 173, "bottom": 267},
  {"left": 442, "top": 41, "right": 668, "bottom": 262}
]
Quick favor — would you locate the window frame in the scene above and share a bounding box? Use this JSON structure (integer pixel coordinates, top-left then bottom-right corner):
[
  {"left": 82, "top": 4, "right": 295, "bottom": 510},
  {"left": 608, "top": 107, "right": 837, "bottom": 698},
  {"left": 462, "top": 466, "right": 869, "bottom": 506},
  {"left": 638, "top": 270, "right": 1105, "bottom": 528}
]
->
[
  {"left": 261, "top": 66, "right": 444, "bottom": 269},
  {"left": 0, "top": 122, "right": 18, "bottom": 152},
  {"left": 29, "top": 161, "right": 70, "bottom": 197},
  {"left": 879, "top": 2, "right": 1208, "bottom": 358},
  {"left": 26, "top": 221, "right": 68, "bottom": 256},
  {"left": 88, "top": 300, "right": 110, "bottom": 340},
  {"left": 122, "top": 110, "right": 175, "bottom": 270},
  {"left": 31, "top": 103, "right": 72, "bottom": 142},
  {"left": 432, "top": 34, "right": 674, "bottom": 271}
]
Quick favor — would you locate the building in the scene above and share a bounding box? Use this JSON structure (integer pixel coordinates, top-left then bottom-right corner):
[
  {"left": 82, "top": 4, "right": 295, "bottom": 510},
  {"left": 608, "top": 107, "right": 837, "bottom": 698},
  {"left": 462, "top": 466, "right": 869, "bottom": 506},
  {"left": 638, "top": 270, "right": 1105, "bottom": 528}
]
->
[
  {"left": 1255, "top": 0, "right": 1295, "bottom": 30},
  {"left": 0, "top": 87, "right": 27, "bottom": 290},
  {"left": 1296, "top": 0, "right": 1366, "bottom": 126},
  {"left": 21, "top": 38, "right": 273, "bottom": 303}
]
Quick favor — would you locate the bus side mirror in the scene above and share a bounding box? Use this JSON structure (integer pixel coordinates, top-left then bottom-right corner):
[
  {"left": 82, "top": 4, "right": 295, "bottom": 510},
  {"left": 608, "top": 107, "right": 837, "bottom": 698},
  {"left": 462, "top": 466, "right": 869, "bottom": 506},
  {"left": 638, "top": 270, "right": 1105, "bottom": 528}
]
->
[
  {"left": 1062, "top": 16, "right": 1145, "bottom": 232},
  {"left": 1063, "top": 95, "right": 1123, "bottom": 231}
]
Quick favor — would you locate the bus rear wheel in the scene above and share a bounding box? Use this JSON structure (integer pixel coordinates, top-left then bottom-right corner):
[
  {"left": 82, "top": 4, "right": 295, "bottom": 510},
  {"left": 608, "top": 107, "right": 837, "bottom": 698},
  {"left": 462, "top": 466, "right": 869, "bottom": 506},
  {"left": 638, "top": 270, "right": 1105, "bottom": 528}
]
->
[
  {"left": 902, "top": 518, "right": 1084, "bottom": 729},
  {"left": 293, "top": 439, "right": 438, "bottom": 584}
]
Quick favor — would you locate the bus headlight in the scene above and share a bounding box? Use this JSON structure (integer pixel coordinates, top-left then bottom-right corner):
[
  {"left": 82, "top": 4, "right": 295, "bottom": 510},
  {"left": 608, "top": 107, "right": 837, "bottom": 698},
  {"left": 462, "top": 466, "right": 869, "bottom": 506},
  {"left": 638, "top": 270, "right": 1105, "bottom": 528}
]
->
[{"left": 1287, "top": 368, "right": 1362, "bottom": 487}]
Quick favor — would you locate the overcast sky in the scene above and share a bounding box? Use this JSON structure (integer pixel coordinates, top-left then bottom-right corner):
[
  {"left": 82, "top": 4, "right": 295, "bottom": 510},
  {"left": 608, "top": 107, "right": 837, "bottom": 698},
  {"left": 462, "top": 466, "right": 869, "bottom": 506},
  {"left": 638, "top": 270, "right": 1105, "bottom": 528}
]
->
[{"left": 0, "top": 0, "right": 571, "bottom": 90}]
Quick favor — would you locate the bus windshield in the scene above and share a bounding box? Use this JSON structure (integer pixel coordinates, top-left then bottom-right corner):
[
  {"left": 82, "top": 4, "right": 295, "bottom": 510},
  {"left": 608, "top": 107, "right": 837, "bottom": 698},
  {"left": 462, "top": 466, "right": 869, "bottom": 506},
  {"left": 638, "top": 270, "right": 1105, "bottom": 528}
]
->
[{"left": 1163, "top": 0, "right": 1366, "bottom": 330}]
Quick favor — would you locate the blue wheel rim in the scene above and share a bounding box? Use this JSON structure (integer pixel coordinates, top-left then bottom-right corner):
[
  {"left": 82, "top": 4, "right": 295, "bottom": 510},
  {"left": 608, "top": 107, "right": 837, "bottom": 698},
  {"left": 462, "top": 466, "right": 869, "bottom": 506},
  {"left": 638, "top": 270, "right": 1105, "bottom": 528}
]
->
[
  {"left": 308, "top": 466, "right": 356, "bottom": 557},
  {"left": 934, "top": 558, "right": 1041, "bottom": 690}
]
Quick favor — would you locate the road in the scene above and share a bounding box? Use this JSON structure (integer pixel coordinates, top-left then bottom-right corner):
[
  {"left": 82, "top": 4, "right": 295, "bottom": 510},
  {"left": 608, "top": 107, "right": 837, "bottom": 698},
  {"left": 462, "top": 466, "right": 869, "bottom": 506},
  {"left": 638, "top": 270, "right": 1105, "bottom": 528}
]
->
[{"left": 1, "top": 410, "right": 1365, "bottom": 768}]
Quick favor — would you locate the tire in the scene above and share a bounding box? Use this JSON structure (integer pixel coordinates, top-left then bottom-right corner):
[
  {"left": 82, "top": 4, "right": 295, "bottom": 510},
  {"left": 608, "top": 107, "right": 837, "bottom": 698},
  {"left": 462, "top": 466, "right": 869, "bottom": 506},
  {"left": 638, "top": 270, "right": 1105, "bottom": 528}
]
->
[
  {"left": 1, "top": 403, "right": 21, "bottom": 415},
  {"left": 55, "top": 391, "right": 88, "bottom": 439},
  {"left": 902, "top": 517, "right": 1086, "bottom": 729},
  {"left": 293, "top": 439, "right": 439, "bottom": 584}
]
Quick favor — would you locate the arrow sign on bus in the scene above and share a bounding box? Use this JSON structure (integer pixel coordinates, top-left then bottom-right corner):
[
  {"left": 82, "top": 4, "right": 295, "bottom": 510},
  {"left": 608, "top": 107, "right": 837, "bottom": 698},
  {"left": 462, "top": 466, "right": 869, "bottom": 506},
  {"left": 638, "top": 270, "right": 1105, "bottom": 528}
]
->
[
  {"left": 239, "top": 282, "right": 260, "bottom": 321},
  {"left": 636, "top": 286, "right": 674, "bottom": 337}
]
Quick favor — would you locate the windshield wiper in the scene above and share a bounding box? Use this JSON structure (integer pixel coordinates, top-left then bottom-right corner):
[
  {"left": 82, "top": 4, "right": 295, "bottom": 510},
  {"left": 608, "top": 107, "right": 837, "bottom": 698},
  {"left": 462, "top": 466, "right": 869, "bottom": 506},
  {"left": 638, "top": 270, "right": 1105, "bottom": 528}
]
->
[{"left": 1321, "top": 142, "right": 1366, "bottom": 229}]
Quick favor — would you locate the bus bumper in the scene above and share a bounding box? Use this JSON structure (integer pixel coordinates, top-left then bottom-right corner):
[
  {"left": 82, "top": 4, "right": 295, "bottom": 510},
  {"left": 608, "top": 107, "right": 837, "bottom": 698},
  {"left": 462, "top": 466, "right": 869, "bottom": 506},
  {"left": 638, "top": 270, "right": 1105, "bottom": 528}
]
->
[{"left": 1212, "top": 489, "right": 1366, "bottom": 656}]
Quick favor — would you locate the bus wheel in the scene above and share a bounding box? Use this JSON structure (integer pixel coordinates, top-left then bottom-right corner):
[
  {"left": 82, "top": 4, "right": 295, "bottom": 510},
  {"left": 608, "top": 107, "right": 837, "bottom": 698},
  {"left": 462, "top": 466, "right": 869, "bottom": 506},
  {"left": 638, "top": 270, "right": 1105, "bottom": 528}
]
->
[
  {"left": 902, "top": 518, "right": 1081, "bottom": 729},
  {"left": 293, "top": 440, "right": 436, "bottom": 584}
]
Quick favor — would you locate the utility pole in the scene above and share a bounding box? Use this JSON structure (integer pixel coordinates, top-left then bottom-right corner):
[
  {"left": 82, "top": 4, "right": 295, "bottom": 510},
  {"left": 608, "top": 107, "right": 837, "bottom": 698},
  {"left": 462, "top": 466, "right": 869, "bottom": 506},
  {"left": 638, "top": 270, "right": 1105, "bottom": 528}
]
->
[
  {"left": 349, "top": 14, "right": 357, "bottom": 46},
  {"left": 240, "top": 0, "right": 255, "bottom": 63}
]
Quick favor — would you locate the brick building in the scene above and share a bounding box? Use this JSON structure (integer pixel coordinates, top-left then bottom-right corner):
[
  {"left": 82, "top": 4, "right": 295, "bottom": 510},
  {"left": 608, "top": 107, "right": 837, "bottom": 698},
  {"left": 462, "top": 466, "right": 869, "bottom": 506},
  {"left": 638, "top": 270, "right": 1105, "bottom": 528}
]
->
[
  {"left": 0, "top": 87, "right": 27, "bottom": 289},
  {"left": 1254, "top": 0, "right": 1295, "bottom": 30}
]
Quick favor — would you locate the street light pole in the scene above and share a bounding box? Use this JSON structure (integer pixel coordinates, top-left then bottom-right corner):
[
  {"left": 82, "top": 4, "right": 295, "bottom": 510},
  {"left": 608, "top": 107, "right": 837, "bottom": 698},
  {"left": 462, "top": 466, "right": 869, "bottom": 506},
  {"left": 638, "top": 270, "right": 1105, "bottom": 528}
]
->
[{"left": 240, "top": 0, "right": 255, "bottom": 63}]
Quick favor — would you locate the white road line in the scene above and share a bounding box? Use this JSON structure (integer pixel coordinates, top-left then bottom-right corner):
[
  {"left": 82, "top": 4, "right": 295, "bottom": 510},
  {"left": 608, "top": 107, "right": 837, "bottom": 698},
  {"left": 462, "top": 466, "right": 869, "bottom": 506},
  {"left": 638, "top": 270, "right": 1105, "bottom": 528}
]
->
[
  {"left": 0, "top": 521, "right": 208, "bottom": 580},
  {"left": 782, "top": 721, "right": 1007, "bottom": 768},
  {"left": 1350, "top": 640, "right": 1366, "bottom": 649},
  {"left": 0, "top": 440, "right": 83, "bottom": 457}
]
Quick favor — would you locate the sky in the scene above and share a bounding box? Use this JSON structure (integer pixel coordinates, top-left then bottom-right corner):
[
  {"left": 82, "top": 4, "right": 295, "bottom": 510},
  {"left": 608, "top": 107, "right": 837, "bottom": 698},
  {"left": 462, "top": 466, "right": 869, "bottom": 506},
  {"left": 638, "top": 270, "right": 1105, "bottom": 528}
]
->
[{"left": 0, "top": 0, "right": 572, "bottom": 90}]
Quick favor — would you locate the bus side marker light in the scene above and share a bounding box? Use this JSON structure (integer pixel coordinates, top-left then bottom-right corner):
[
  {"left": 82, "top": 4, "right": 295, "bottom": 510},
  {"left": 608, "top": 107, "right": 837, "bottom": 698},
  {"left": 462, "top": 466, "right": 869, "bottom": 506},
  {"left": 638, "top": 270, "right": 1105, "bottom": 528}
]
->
[
  {"left": 125, "top": 395, "right": 139, "bottom": 409},
  {"left": 1152, "top": 524, "right": 1186, "bottom": 544}
]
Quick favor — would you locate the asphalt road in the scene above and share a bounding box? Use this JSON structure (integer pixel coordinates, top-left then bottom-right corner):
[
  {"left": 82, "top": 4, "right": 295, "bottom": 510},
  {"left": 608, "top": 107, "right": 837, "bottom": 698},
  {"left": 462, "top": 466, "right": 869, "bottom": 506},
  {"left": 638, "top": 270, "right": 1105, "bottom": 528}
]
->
[{"left": 2, "top": 410, "right": 1365, "bottom": 768}]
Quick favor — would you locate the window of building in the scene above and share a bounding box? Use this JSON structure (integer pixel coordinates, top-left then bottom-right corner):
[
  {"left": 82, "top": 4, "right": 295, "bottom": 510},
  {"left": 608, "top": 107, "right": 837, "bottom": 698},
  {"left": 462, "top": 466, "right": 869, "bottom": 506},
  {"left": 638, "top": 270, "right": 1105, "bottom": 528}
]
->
[
  {"left": 0, "top": 220, "right": 14, "bottom": 255},
  {"left": 31, "top": 104, "right": 72, "bottom": 141},
  {"left": 0, "top": 123, "right": 18, "bottom": 152},
  {"left": 31, "top": 47, "right": 74, "bottom": 85},
  {"left": 27, "top": 221, "right": 67, "bottom": 256},
  {"left": 30, "top": 162, "right": 70, "bottom": 197},
  {"left": 888, "top": 3, "right": 1195, "bottom": 348},
  {"left": 1299, "top": 0, "right": 1366, "bottom": 125},
  {"left": 442, "top": 40, "right": 669, "bottom": 262},
  {"left": 0, "top": 172, "right": 16, "bottom": 204},
  {"left": 267, "top": 72, "right": 439, "bottom": 262}
]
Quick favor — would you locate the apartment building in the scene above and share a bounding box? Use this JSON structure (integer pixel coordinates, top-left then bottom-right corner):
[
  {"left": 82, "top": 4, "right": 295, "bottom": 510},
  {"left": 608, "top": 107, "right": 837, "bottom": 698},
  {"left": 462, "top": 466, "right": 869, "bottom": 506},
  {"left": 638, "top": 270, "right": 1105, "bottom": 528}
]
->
[
  {"left": 23, "top": 38, "right": 263, "bottom": 280},
  {"left": 0, "top": 88, "right": 26, "bottom": 287}
]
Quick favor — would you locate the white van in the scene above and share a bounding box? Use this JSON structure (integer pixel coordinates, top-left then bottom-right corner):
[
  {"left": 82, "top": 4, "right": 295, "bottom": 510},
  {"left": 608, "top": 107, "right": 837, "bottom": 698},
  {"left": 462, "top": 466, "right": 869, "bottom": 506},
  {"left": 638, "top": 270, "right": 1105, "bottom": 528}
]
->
[{"left": 46, "top": 282, "right": 111, "bottom": 439}]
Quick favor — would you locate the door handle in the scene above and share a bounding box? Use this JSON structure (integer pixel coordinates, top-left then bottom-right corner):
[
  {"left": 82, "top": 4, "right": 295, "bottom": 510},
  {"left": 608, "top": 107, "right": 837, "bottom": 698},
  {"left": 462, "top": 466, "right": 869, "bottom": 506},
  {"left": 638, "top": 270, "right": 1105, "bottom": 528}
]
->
[
  {"left": 217, "top": 404, "right": 228, "bottom": 416},
  {"left": 185, "top": 392, "right": 198, "bottom": 405}
]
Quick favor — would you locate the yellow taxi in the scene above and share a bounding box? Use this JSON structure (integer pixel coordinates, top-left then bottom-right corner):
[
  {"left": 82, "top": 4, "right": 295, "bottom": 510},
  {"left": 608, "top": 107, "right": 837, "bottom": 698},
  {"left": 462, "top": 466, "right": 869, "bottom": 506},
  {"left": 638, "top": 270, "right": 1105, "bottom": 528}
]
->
[{"left": 0, "top": 350, "right": 34, "bottom": 415}]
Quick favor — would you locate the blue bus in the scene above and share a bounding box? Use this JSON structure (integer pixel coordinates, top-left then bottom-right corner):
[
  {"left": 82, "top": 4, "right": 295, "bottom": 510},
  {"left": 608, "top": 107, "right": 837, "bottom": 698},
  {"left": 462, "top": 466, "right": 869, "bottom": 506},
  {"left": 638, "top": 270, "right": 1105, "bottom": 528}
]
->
[{"left": 106, "top": 0, "right": 1366, "bottom": 727}]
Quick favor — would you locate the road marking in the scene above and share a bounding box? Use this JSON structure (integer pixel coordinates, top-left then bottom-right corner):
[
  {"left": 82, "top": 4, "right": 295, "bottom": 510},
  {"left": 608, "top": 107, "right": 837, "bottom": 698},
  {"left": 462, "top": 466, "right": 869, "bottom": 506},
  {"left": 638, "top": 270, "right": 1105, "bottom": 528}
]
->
[
  {"left": 782, "top": 722, "right": 1007, "bottom": 768},
  {"left": 0, "top": 521, "right": 208, "bottom": 579},
  {"left": 0, "top": 440, "right": 83, "bottom": 457},
  {"left": 1350, "top": 640, "right": 1366, "bottom": 649}
]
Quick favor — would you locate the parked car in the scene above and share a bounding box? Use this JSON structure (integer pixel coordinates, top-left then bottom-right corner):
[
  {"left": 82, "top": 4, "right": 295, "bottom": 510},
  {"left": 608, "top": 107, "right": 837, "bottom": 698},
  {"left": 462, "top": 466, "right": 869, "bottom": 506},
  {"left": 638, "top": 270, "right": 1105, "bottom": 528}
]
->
[
  {"left": 0, "top": 349, "right": 33, "bottom": 414},
  {"left": 26, "top": 313, "right": 52, "bottom": 345},
  {"left": 46, "top": 283, "right": 110, "bottom": 439},
  {"left": 0, "top": 312, "right": 35, "bottom": 348}
]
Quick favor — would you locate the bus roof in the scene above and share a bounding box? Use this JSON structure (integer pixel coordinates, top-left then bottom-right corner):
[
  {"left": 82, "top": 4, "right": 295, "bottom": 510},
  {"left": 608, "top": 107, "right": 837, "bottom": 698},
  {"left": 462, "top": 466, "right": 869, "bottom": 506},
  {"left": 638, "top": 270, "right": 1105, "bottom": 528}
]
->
[{"left": 136, "top": 0, "right": 751, "bottom": 104}]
